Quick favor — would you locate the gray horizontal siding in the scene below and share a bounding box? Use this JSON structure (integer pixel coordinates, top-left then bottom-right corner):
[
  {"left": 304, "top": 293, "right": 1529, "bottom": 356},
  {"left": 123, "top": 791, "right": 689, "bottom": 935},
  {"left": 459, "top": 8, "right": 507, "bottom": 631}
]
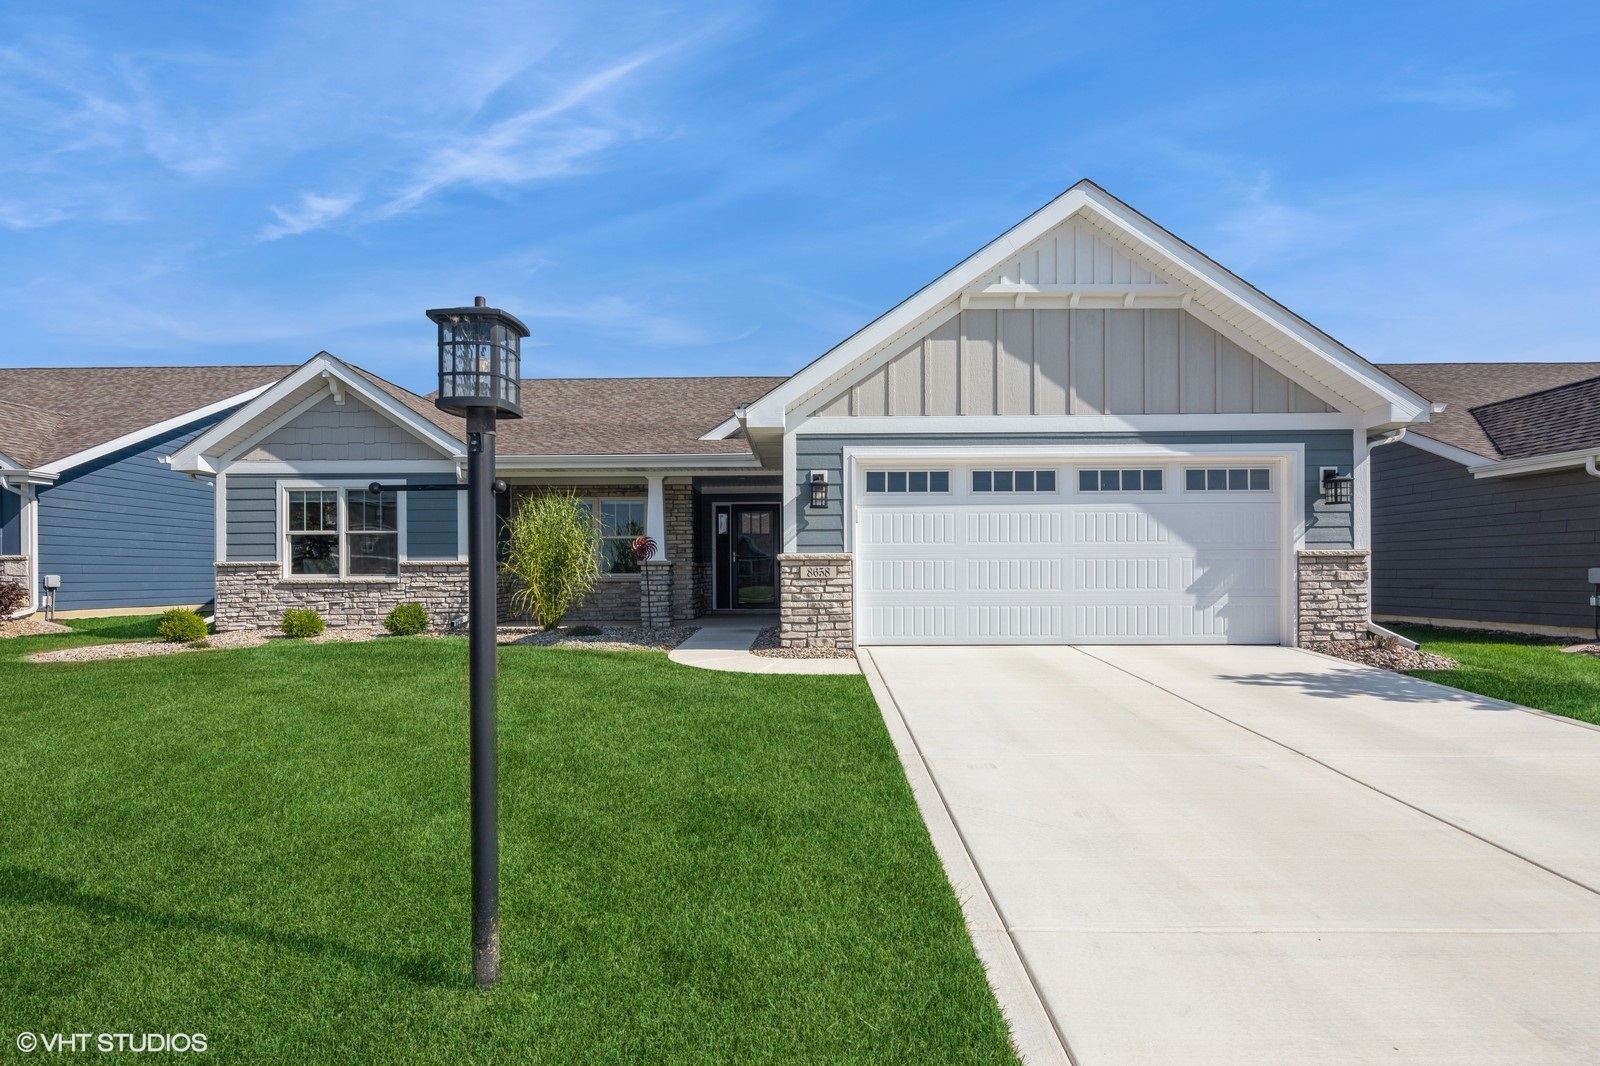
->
[
  {"left": 1372, "top": 443, "right": 1600, "bottom": 631},
  {"left": 795, "top": 430, "right": 1353, "bottom": 552},
  {"left": 0, "top": 490, "right": 18, "bottom": 556},
  {"left": 36, "top": 418, "right": 224, "bottom": 610},
  {"left": 227, "top": 473, "right": 460, "bottom": 562}
]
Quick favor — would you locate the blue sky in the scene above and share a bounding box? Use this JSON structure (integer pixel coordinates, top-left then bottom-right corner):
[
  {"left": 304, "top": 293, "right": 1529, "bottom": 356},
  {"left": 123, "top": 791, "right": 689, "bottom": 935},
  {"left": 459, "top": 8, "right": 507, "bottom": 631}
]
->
[{"left": 0, "top": 1, "right": 1595, "bottom": 394}]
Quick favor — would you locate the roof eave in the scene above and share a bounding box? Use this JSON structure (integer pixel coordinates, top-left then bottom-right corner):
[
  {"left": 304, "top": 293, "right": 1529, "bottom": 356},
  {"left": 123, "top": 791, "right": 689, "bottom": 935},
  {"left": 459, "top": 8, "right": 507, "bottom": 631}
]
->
[{"left": 1469, "top": 445, "right": 1600, "bottom": 480}]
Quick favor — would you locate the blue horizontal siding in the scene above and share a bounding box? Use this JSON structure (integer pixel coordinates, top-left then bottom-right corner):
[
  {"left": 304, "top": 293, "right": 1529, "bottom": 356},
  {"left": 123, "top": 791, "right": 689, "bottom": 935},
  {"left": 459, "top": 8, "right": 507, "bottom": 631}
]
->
[
  {"left": 795, "top": 429, "right": 1354, "bottom": 552},
  {"left": 227, "top": 473, "right": 460, "bottom": 561},
  {"left": 36, "top": 417, "right": 226, "bottom": 611},
  {"left": 0, "top": 490, "right": 18, "bottom": 556}
]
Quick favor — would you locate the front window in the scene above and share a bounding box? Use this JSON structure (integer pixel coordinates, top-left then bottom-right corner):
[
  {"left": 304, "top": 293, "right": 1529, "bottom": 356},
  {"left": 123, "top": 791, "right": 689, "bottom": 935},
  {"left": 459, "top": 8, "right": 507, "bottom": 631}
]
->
[
  {"left": 598, "top": 500, "right": 645, "bottom": 575},
  {"left": 286, "top": 487, "right": 400, "bottom": 578}
]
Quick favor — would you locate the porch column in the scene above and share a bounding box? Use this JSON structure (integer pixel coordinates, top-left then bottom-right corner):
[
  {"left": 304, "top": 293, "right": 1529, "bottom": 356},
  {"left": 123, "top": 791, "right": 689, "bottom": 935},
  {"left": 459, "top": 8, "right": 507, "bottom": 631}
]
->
[{"left": 645, "top": 475, "right": 667, "bottom": 557}]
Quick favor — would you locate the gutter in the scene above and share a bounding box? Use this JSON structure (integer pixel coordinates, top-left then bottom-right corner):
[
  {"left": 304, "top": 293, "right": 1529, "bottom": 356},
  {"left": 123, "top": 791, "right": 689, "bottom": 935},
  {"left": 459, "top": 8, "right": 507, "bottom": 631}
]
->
[
  {"left": 1471, "top": 444, "right": 1600, "bottom": 480},
  {"left": 494, "top": 451, "right": 767, "bottom": 473}
]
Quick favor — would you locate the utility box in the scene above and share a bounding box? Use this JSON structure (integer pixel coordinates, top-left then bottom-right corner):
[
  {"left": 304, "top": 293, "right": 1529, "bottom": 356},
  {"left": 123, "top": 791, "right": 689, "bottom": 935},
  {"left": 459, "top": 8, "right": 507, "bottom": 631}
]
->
[
  {"left": 1589, "top": 567, "right": 1600, "bottom": 585},
  {"left": 42, "top": 574, "right": 61, "bottom": 590}
]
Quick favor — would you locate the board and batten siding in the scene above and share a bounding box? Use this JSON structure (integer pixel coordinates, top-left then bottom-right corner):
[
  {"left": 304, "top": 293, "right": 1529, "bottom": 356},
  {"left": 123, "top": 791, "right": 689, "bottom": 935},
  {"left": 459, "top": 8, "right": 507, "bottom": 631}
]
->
[
  {"left": 242, "top": 393, "right": 441, "bottom": 462},
  {"left": 1372, "top": 442, "right": 1600, "bottom": 632},
  {"left": 794, "top": 431, "right": 1353, "bottom": 552},
  {"left": 0, "top": 490, "right": 19, "bottom": 556},
  {"left": 226, "top": 473, "right": 460, "bottom": 562},
  {"left": 809, "top": 309, "right": 1334, "bottom": 419},
  {"left": 35, "top": 417, "right": 225, "bottom": 610}
]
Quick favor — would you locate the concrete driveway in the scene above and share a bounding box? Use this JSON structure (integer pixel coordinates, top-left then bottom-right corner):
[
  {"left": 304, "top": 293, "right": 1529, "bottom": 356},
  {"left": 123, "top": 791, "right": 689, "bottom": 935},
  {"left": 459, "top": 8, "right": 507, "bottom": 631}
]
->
[{"left": 860, "top": 645, "right": 1600, "bottom": 1066}]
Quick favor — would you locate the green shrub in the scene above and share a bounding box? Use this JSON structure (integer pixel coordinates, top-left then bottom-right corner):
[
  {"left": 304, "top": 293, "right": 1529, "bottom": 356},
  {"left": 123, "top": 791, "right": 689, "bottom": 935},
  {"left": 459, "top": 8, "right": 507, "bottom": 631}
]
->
[
  {"left": 566, "top": 624, "right": 604, "bottom": 637},
  {"left": 502, "top": 491, "right": 601, "bottom": 631},
  {"left": 384, "top": 601, "right": 429, "bottom": 636},
  {"left": 155, "top": 608, "right": 208, "bottom": 643},
  {"left": 0, "top": 579, "right": 25, "bottom": 619},
  {"left": 280, "top": 608, "right": 326, "bottom": 639}
]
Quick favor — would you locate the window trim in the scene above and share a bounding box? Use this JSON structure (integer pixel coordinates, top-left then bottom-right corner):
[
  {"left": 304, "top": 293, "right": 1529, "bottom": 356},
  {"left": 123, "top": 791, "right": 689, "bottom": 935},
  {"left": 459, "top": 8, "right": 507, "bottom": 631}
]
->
[
  {"left": 588, "top": 496, "right": 648, "bottom": 580},
  {"left": 971, "top": 468, "right": 1060, "bottom": 494},
  {"left": 278, "top": 480, "right": 409, "bottom": 582},
  {"left": 1182, "top": 466, "right": 1275, "bottom": 493},
  {"left": 862, "top": 469, "right": 952, "bottom": 494},
  {"left": 1075, "top": 467, "right": 1167, "bottom": 494}
]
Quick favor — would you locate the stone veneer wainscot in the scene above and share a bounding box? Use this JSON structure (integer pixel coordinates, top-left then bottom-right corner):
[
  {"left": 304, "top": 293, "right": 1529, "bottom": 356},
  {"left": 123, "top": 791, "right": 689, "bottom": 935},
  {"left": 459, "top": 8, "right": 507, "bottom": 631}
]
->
[
  {"left": 779, "top": 553, "right": 853, "bottom": 650},
  {"left": 215, "top": 561, "right": 468, "bottom": 631},
  {"left": 1296, "top": 549, "right": 1370, "bottom": 644}
]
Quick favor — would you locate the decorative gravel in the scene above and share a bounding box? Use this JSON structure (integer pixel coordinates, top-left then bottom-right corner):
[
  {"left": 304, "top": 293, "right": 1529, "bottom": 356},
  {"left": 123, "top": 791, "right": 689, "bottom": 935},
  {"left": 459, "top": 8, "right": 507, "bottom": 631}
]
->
[
  {"left": 30, "top": 626, "right": 386, "bottom": 663},
  {"left": 1306, "top": 639, "right": 1457, "bottom": 673},
  {"left": 1562, "top": 643, "right": 1600, "bottom": 656},
  {"left": 750, "top": 625, "right": 857, "bottom": 660},
  {"left": 0, "top": 617, "right": 73, "bottom": 639},
  {"left": 498, "top": 624, "right": 697, "bottom": 652}
]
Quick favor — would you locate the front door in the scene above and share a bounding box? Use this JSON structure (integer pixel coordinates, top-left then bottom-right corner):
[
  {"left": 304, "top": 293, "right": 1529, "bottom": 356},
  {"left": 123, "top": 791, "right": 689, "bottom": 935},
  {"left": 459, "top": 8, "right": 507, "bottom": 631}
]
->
[{"left": 730, "top": 504, "right": 779, "bottom": 608}]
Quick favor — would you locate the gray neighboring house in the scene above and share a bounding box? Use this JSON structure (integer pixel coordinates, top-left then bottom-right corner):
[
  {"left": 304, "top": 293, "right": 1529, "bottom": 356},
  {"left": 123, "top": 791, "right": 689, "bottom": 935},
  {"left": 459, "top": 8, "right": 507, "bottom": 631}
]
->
[
  {"left": 1372, "top": 362, "right": 1600, "bottom": 639},
  {"left": 166, "top": 181, "right": 1437, "bottom": 648},
  {"left": 0, "top": 366, "right": 290, "bottom": 617}
]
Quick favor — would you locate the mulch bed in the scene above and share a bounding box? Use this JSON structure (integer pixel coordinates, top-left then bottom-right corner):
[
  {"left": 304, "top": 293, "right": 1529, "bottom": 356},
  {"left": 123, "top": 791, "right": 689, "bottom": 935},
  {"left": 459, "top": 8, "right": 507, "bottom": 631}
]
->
[
  {"left": 1306, "top": 639, "right": 1457, "bottom": 672},
  {"left": 750, "top": 625, "right": 857, "bottom": 660},
  {"left": 27, "top": 623, "right": 698, "bottom": 664}
]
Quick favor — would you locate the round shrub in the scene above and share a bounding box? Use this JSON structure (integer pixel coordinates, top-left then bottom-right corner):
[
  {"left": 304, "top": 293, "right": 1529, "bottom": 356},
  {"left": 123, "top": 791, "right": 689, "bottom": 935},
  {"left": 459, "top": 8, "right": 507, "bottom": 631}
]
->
[
  {"left": 155, "top": 608, "right": 208, "bottom": 644},
  {"left": 280, "top": 608, "right": 326, "bottom": 639},
  {"left": 0, "top": 578, "right": 26, "bottom": 619},
  {"left": 384, "top": 601, "right": 429, "bottom": 636}
]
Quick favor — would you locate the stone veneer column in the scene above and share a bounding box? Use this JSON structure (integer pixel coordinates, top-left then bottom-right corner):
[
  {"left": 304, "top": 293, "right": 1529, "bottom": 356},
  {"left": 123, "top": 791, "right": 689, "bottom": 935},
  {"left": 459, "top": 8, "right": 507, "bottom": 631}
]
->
[
  {"left": 778, "top": 553, "right": 853, "bottom": 650},
  {"left": 639, "top": 560, "right": 673, "bottom": 629},
  {"left": 665, "top": 482, "right": 696, "bottom": 621},
  {"left": 1296, "top": 549, "right": 1370, "bottom": 645}
]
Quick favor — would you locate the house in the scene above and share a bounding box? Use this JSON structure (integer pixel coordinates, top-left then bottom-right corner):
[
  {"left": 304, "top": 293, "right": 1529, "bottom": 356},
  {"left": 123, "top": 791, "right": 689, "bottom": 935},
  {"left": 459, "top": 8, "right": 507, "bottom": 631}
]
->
[
  {"left": 164, "top": 181, "right": 1436, "bottom": 648},
  {"left": 1371, "top": 362, "right": 1600, "bottom": 639},
  {"left": 0, "top": 366, "right": 290, "bottom": 616}
]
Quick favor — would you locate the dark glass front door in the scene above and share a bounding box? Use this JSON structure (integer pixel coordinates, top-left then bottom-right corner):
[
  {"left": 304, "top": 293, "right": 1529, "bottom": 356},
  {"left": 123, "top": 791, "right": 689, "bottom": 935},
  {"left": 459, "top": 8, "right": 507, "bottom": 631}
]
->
[{"left": 730, "top": 505, "right": 778, "bottom": 608}]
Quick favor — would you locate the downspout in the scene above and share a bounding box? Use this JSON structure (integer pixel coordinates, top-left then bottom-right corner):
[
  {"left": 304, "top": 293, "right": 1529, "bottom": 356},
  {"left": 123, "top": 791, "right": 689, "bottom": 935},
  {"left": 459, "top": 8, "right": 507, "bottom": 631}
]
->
[
  {"left": 0, "top": 475, "right": 38, "bottom": 620},
  {"left": 1585, "top": 455, "right": 1600, "bottom": 479},
  {"left": 1363, "top": 428, "right": 1416, "bottom": 649}
]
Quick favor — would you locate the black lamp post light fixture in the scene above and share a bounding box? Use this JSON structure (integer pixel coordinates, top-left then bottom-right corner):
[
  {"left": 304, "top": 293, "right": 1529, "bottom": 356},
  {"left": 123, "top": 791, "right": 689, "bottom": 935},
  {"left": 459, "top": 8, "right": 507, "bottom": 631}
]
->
[{"left": 427, "top": 295, "right": 529, "bottom": 989}]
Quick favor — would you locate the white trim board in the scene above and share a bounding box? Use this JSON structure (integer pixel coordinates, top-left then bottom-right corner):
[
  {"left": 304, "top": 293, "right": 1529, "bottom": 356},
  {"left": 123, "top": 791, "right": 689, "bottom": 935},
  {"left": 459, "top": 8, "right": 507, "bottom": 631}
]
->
[
  {"left": 795, "top": 413, "right": 1363, "bottom": 436},
  {"left": 168, "top": 353, "right": 465, "bottom": 475},
  {"left": 745, "top": 181, "right": 1431, "bottom": 431}
]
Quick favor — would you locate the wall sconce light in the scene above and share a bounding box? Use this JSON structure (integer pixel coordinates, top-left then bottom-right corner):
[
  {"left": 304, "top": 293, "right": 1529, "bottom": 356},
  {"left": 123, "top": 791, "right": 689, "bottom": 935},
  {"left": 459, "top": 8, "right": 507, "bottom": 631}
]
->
[
  {"left": 1321, "top": 467, "right": 1354, "bottom": 506},
  {"left": 808, "top": 470, "right": 829, "bottom": 509}
]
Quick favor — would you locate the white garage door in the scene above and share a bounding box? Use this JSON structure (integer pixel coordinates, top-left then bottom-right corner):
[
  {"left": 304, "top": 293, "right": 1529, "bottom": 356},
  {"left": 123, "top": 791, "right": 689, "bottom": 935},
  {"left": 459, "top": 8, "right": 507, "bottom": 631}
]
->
[{"left": 854, "top": 461, "right": 1285, "bottom": 645}]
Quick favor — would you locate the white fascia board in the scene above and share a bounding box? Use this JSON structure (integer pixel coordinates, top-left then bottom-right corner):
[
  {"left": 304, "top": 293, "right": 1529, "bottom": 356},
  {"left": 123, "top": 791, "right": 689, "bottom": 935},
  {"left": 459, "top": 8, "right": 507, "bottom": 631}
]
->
[
  {"left": 794, "top": 412, "right": 1364, "bottom": 436},
  {"left": 1400, "top": 433, "right": 1490, "bottom": 468},
  {"left": 698, "top": 414, "right": 743, "bottom": 441},
  {"left": 226, "top": 459, "right": 461, "bottom": 475},
  {"left": 39, "top": 384, "right": 275, "bottom": 477},
  {"left": 496, "top": 453, "right": 765, "bottom": 473},
  {"left": 1469, "top": 445, "right": 1600, "bottom": 480},
  {"left": 749, "top": 181, "right": 1432, "bottom": 429},
  {"left": 1076, "top": 191, "right": 1432, "bottom": 421},
  {"left": 168, "top": 354, "right": 465, "bottom": 473}
]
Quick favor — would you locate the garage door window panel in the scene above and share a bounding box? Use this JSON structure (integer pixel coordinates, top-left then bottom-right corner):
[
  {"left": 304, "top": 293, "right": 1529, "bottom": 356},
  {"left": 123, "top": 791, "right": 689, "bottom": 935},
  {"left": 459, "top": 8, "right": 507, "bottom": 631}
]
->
[
  {"left": 1078, "top": 469, "right": 1163, "bottom": 492},
  {"left": 973, "top": 470, "right": 1057, "bottom": 493},
  {"left": 865, "top": 470, "right": 950, "bottom": 493},
  {"left": 1186, "top": 467, "right": 1272, "bottom": 492}
]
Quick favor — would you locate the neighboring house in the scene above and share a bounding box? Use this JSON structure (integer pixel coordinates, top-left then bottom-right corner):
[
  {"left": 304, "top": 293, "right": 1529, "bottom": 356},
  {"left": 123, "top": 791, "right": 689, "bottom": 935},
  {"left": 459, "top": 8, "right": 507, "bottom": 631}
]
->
[
  {"left": 167, "top": 181, "right": 1435, "bottom": 647},
  {"left": 0, "top": 366, "right": 290, "bottom": 616},
  {"left": 1371, "top": 362, "right": 1600, "bottom": 639}
]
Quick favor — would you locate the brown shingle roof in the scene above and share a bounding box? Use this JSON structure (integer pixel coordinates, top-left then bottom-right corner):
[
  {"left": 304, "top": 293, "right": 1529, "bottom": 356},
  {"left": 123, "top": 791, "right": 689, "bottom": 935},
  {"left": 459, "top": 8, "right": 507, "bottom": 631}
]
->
[
  {"left": 0, "top": 365, "right": 294, "bottom": 468},
  {"left": 1379, "top": 362, "right": 1600, "bottom": 460},
  {"left": 352, "top": 370, "right": 786, "bottom": 456}
]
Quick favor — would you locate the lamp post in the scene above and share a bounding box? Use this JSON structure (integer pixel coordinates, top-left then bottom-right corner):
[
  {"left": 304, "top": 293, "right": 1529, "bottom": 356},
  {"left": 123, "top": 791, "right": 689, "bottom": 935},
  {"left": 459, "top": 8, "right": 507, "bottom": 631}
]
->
[{"left": 427, "top": 295, "right": 529, "bottom": 989}]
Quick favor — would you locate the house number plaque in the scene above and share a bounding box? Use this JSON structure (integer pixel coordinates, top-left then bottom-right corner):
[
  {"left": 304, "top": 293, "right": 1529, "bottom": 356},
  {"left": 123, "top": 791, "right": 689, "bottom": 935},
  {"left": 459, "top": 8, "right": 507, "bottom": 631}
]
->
[{"left": 801, "top": 566, "right": 834, "bottom": 579}]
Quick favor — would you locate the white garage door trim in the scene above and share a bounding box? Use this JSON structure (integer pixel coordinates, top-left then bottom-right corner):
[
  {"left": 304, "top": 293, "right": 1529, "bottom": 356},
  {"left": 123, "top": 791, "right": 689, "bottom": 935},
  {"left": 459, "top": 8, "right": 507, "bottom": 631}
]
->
[{"left": 843, "top": 443, "right": 1306, "bottom": 646}]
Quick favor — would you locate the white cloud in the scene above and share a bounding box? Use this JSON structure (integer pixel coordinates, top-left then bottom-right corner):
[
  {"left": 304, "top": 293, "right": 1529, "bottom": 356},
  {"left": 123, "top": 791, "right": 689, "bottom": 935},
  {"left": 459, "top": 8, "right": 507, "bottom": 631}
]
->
[{"left": 259, "top": 192, "right": 360, "bottom": 239}]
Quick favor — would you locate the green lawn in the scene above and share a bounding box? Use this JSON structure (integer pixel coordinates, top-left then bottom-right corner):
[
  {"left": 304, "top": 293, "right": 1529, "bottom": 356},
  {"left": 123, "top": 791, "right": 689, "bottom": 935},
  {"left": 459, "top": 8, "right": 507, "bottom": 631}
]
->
[
  {"left": 1397, "top": 625, "right": 1600, "bottom": 725},
  {"left": 0, "top": 621, "right": 1016, "bottom": 1064}
]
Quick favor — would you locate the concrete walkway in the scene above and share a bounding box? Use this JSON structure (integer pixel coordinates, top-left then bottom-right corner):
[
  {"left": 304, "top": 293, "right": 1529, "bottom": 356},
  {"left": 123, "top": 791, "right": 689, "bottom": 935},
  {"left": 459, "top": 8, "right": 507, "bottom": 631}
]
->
[
  {"left": 668, "top": 614, "right": 860, "bottom": 674},
  {"left": 863, "top": 644, "right": 1600, "bottom": 1066}
]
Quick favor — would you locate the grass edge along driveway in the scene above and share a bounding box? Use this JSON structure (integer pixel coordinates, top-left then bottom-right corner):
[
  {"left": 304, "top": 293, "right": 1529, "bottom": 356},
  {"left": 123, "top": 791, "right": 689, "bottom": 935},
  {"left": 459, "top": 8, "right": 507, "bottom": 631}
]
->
[
  {"left": 1397, "top": 624, "right": 1600, "bottom": 726},
  {"left": 0, "top": 619, "right": 1019, "bottom": 1064}
]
